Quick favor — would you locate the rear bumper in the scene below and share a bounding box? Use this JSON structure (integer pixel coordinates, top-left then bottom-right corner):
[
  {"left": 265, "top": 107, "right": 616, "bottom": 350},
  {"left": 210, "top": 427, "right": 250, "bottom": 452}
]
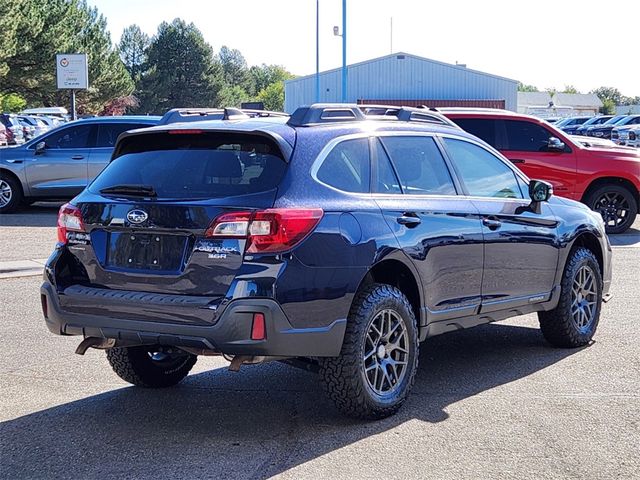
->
[{"left": 41, "top": 281, "right": 346, "bottom": 357}]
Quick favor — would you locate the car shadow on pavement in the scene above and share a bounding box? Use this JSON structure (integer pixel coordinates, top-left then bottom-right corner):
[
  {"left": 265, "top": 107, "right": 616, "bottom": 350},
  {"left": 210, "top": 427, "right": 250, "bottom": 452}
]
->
[
  {"left": 0, "top": 323, "right": 582, "bottom": 479},
  {"left": 608, "top": 226, "right": 640, "bottom": 247},
  {"left": 0, "top": 202, "right": 61, "bottom": 227}
]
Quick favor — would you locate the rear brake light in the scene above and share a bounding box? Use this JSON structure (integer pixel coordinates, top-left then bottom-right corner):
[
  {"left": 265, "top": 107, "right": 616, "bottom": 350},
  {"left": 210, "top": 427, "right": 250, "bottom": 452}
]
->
[
  {"left": 168, "top": 129, "right": 203, "bottom": 135},
  {"left": 206, "top": 208, "right": 323, "bottom": 254},
  {"left": 57, "top": 203, "right": 85, "bottom": 244}
]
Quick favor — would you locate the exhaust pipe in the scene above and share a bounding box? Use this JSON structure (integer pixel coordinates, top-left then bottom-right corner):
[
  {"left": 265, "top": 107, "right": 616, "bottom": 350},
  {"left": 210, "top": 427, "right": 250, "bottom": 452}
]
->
[{"left": 75, "top": 337, "right": 116, "bottom": 355}]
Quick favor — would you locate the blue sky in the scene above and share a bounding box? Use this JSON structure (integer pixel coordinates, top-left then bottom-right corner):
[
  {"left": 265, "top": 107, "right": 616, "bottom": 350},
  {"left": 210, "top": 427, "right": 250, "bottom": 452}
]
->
[{"left": 87, "top": 0, "right": 639, "bottom": 97}]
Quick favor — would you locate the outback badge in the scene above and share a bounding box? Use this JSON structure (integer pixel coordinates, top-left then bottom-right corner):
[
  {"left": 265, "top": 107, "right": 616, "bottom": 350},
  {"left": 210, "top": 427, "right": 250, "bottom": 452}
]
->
[{"left": 127, "top": 209, "right": 148, "bottom": 224}]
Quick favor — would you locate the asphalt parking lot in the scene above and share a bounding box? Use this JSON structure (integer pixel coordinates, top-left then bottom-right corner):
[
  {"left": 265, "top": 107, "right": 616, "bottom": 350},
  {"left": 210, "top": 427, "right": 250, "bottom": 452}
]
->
[{"left": 1, "top": 204, "right": 639, "bottom": 479}]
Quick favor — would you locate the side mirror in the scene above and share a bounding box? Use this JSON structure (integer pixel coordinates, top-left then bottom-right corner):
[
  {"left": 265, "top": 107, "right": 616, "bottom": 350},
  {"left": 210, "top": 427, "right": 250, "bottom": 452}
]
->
[
  {"left": 529, "top": 179, "right": 553, "bottom": 202},
  {"left": 35, "top": 141, "right": 46, "bottom": 155},
  {"left": 547, "top": 137, "right": 565, "bottom": 152},
  {"left": 521, "top": 179, "right": 553, "bottom": 214}
]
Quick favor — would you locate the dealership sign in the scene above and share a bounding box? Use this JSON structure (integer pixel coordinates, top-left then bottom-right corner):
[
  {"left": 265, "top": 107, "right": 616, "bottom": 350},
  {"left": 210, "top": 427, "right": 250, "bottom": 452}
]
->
[{"left": 56, "top": 54, "right": 88, "bottom": 89}]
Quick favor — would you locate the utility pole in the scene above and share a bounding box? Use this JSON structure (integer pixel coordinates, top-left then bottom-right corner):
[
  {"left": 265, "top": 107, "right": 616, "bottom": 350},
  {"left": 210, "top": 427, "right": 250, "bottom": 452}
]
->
[{"left": 390, "top": 17, "right": 393, "bottom": 54}]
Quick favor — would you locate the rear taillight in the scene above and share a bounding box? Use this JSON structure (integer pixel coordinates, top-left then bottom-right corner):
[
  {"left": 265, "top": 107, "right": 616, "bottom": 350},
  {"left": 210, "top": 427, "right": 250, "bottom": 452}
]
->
[
  {"left": 206, "top": 208, "right": 323, "bottom": 254},
  {"left": 57, "top": 203, "right": 85, "bottom": 244}
]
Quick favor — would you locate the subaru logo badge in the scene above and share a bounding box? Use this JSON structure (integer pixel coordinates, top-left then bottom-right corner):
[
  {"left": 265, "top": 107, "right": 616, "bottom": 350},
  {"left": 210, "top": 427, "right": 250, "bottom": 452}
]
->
[{"left": 127, "top": 209, "right": 148, "bottom": 224}]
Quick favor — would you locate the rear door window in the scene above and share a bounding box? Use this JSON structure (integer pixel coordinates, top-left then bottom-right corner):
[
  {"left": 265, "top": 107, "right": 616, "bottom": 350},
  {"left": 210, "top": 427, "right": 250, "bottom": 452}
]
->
[
  {"left": 380, "top": 136, "right": 456, "bottom": 195},
  {"left": 43, "top": 124, "right": 93, "bottom": 149},
  {"left": 90, "top": 132, "right": 286, "bottom": 199},
  {"left": 452, "top": 118, "right": 499, "bottom": 148},
  {"left": 96, "top": 123, "right": 149, "bottom": 148},
  {"left": 316, "top": 138, "right": 370, "bottom": 193}
]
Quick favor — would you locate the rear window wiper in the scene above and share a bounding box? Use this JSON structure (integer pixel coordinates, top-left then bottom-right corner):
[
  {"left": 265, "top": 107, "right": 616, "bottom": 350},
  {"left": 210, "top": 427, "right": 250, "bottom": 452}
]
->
[{"left": 99, "top": 184, "right": 157, "bottom": 197}]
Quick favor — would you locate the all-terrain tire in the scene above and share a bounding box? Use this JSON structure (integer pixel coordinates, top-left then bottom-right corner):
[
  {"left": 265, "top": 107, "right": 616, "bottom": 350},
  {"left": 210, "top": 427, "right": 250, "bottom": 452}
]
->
[
  {"left": 0, "top": 172, "right": 23, "bottom": 214},
  {"left": 319, "top": 283, "right": 419, "bottom": 420},
  {"left": 106, "top": 346, "right": 197, "bottom": 388},
  {"left": 585, "top": 184, "right": 637, "bottom": 234},
  {"left": 538, "top": 247, "right": 603, "bottom": 348}
]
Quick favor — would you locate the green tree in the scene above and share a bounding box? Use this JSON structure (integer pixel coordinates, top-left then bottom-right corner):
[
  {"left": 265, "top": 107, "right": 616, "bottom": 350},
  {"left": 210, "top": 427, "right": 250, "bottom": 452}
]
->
[
  {"left": 217, "top": 85, "right": 250, "bottom": 108},
  {"left": 600, "top": 99, "right": 616, "bottom": 115},
  {"left": 257, "top": 82, "right": 286, "bottom": 111},
  {"left": 118, "top": 25, "right": 149, "bottom": 81},
  {"left": 1, "top": 0, "right": 133, "bottom": 114},
  {"left": 218, "top": 46, "right": 251, "bottom": 90},
  {"left": 591, "top": 86, "right": 622, "bottom": 105},
  {"left": 0, "top": 0, "right": 43, "bottom": 77},
  {"left": 248, "top": 64, "right": 293, "bottom": 96},
  {"left": 562, "top": 85, "right": 579, "bottom": 94},
  {"left": 0, "top": 93, "right": 27, "bottom": 112},
  {"left": 517, "top": 82, "right": 539, "bottom": 92},
  {"left": 137, "top": 19, "right": 223, "bottom": 113}
]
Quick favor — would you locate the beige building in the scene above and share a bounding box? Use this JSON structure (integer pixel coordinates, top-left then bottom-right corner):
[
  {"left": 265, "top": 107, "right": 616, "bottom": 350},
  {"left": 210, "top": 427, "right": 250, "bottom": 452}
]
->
[{"left": 518, "top": 92, "right": 603, "bottom": 118}]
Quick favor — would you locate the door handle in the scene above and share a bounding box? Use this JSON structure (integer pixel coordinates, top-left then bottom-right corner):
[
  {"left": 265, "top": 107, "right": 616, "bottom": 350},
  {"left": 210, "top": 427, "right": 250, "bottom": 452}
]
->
[
  {"left": 397, "top": 213, "right": 421, "bottom": 227},
  {"left": 71, "top": 155, "right": 85, "bottom": 160},
  {"left": 482, "top": 217, "right": 502, "bottom": 230},
  {"left": 510, "top": 158, "right": 525, "bottom": 164}
]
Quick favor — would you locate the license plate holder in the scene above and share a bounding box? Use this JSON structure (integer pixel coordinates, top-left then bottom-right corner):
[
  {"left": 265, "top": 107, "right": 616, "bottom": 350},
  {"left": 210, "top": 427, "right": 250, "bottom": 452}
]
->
[{"left": 106, "top": 232, "right": 186, "bottom": 271}]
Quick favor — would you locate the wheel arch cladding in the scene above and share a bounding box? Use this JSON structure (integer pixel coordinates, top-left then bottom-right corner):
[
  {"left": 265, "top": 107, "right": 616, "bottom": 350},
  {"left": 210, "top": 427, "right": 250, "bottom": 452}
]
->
[
  {"left": 571, "top": 232, "right": 603, "bottom": 275},
  {"left": 357, "top": 259, "right": 422, "bottom": 326}
]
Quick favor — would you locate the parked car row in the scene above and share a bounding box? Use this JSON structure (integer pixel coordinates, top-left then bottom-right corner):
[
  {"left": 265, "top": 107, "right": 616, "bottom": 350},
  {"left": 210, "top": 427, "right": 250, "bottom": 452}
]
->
[
  {"left": 0, "top": 113, "right": 25, "bottom": 145},
  {"left": 556, "top": 114, "right": 640, "bottom": 140},
  {"left": 0, "top": 112, "right": 60, "bottom": 145},
  {"left": 611, "top": 125, "right": 640, "bottom": 148}
]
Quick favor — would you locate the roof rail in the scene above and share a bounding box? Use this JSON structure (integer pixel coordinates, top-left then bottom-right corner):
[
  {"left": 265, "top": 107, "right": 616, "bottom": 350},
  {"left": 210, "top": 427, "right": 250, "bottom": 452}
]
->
[
  {"left": 287, "top": 104, "right": 367, "bottom": 126},
  {"left": 159, "top": 107, "right": 289, "bottom": 125},
  {"left": 287, "top": 103, "right": 459, "bottom": 128}
]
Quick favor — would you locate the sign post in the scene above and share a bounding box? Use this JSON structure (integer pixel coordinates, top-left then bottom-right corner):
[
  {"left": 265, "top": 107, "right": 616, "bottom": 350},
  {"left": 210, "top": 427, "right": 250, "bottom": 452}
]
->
[{"left": 56, "top": 54, "right": 88, "bottom": 121}]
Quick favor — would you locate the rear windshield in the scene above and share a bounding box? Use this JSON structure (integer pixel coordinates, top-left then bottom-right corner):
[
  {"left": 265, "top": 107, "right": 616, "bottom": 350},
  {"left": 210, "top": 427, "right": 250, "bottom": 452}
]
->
[{"left": 89, "top": 132, "right": 286, "bottom": 200}]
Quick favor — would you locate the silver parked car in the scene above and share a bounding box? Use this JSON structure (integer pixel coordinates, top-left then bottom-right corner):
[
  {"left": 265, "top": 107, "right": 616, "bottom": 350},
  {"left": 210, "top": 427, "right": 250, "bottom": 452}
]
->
[
  {"left": 0, "top": 116, "right": 159, "bottom": 213},
  {"left": 18, "top": 115, "right": 50, "bottom": 139}
]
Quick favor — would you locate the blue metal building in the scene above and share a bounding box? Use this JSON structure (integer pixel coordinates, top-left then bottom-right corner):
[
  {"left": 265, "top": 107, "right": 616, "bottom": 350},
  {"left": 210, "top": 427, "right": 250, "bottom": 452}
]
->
[{"left": 284, "top": 52, "right": 518, "bottom": 113}]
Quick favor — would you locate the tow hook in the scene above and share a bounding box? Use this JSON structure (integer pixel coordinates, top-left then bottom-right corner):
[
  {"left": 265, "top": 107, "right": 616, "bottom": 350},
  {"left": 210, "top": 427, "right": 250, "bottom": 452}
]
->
[{"left": 75, "top": 337, "right": 116, "bottom": 355}]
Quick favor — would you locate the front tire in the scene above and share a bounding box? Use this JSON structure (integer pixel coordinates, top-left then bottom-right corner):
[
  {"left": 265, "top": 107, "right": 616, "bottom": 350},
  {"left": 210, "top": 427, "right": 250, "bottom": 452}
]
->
[
  {"left": 319, "top": 284, "right": 419, "bottom": 419},
  {"left": 586, "top": 184, "right": 637, "bottom": 234},
  {"left": 106, "top": 345, "right": 197, "bottom": 388},
  {"left": 538, "top": 248, "right": 603, "bottom": 348}
]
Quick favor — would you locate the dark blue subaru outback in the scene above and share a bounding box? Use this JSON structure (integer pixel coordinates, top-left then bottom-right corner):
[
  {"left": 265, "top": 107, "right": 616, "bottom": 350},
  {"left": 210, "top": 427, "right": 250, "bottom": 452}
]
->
[{"left": 41, "top": 104, "right": 612, "bottom": 419}]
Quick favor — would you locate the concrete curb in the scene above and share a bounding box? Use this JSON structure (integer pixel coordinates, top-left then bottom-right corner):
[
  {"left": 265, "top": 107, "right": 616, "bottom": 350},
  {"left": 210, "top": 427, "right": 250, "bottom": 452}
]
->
[{"left": 0, "top": 259, "right": 48, "bottom": 279}]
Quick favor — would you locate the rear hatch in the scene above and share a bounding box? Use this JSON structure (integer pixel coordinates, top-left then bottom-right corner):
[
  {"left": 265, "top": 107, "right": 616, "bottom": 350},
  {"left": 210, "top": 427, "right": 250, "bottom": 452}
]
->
[{"left": 58, "top": 130, "right": 288, "bottom": 302}]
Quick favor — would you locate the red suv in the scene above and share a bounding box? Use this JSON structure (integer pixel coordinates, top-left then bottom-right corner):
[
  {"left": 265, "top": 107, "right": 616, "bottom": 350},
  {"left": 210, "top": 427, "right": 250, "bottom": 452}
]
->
[{"left": 444, "top": 109, "right": 640, "bottom": 233}]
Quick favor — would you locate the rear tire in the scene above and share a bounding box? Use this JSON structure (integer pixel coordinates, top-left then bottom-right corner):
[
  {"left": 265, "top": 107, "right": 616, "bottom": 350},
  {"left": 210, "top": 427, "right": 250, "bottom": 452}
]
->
[
  {"left": 319, "top": 284, "right": 419, "bottom": 420},
  {"left": 538, "top": 248, "right": 602, "bottom": 348},
  {"left": 106, "top": 345, "right": 197, "bottom": 388},
  {"left": 585, "top": 184, "right": 637, "bottom": 234},
  {"left": 0, "top": 173, "right": 23, "bottom": 214}
]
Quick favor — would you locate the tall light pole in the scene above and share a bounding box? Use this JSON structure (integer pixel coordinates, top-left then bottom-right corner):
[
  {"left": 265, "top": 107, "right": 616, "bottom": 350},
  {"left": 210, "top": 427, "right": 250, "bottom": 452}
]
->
[
  {"left": 333, "top": 0, "right": 347, "bottom": 103},
  {"left": 315, "top": 0, "right": 320, "bottom": 103},
  {"left": 341, "top": 0, "right": 347, "bottom": 102}
]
